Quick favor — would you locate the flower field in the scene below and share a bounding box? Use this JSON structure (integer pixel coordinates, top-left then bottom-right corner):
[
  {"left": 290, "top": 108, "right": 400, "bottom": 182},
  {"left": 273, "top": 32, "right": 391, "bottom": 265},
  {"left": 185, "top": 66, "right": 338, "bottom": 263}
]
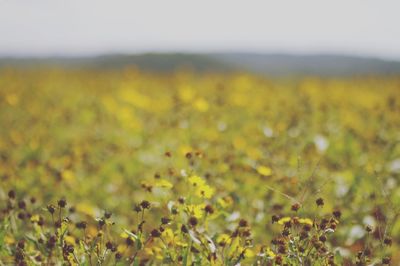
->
[{"left": 0, "top": 68, "right": 399, "bottom": 265}]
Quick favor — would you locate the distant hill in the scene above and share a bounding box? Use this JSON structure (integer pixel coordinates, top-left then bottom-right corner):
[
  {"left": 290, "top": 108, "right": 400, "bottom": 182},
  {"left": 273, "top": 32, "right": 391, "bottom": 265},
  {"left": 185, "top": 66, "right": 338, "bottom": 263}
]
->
[
  {"left": 1, "top": 53, "right": 400, "bottom": 76},
  {"left": 214, "top": 53, "right": 400, "bottom": 76}
]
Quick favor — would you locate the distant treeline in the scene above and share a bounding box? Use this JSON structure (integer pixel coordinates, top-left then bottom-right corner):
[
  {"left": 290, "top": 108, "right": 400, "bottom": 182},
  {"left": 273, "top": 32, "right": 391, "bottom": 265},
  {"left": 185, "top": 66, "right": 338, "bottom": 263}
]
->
[{"left": 1, "top": 53, "right": 400, "bottom": 76}]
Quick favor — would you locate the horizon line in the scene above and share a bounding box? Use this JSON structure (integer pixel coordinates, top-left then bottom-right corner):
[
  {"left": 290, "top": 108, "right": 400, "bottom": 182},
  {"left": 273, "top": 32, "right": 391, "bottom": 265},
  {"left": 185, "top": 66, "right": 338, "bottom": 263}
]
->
[{"left": 1, "top": 50, "right": 400, "bottom": 62}]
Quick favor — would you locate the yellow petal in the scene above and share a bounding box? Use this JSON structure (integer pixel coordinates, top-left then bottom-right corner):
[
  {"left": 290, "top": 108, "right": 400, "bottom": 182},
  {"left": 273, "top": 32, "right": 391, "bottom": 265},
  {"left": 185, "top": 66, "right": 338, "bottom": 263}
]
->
[
  {"left": 154, "top": 179, "right": 173, "bottom": 189},
  {"left": 257, "top": 166, "right": 272, "bottom": 176}
]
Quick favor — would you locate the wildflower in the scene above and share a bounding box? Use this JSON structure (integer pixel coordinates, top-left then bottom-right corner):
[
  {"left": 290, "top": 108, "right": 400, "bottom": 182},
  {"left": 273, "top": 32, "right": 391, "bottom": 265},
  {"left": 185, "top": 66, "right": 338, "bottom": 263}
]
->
[
  {"left": 298, "top": 218, "right": 313, "bottom": 226},
  {"left": 257, "top": 165, "right": 272, "bottom": 176},
  {"left": 277, "top": 245, "right": 287, "bottom": 254},
  {"left": 382, "top": 257, "right": 391, "bottom": 264},
  {"left": 275, "top": 255, "right": 283, "bottom": 265},
  {"left": 154, "top": 179, "right": 173, "bottom": 189},
  {"left": 188, "top": 175, "right": 206, "bottom": 187},
  {"left": 332, "top": 210, "right": 341, "bottom": 219},
  {"left": 319, "top": 235, "right": 327, "bottom": 242},
  {"left": 204, "top": 204, "right": 214, "bottom": 214},
  {"left": 15, "top": 250, "right": 24, "bottom": 262},
  {"left": 383, "top": 237, "right": 392, "bottom": 246},
  {"left": 133, "top": 204, "right": 142, "bottom": 212},
  {"left": 315, "top": 197, "right": 324, "bottom": 207},
  {"left": 54, "top": 220, "right": 61, "bottom": 228},
  {"left": 63, "top": 244, "right": 74, "bottom": 254},
  {"left": 161, "top": 228, "right": 176, "bottom": 244},
  {"left": 30, "top": 214, "right": 40, "bottom": 223},
  {"left": 277, "top": 217, "right": 291, "bottom": 225},
  {"left": 284, "top": 221, "right": 292, "bottom": 229},
  {"left": 47, "top": 204, "right": 56, "bottom": 214},
  {"left": 181, "top": 224, "right": 188, "bottom": 234},
  {"left": 186, "top": 204, "right": 205, "bottom": 218},
  {"left": 126, "top": 237, "right": 134, "bottom": 246},
  {"left": 8, "top": 190, "right": 15, "bottom": 199},
  {"left": 188, "top": 216, "right": 198, "bottom": 227},
  {"left": 365, "top": 225, "right": 373, "bottom": 233},
  {"left": 104, "top": 211, "right": 112, "bottom": 219},
  {"left": 329, "top": 223, "right": 337, "bottom": 230},
  {"left": 140, "top": 200, "right": 151, "bottom": 209},
  {"left": 178, "top": 197, "right": 185, "bottom": 204},
  {"left": 151, "top": 229, "right": 161, "bottom": 238},
  {"left": 98, "top": 219, "right": 105, "bottom": 227},
  {"left": 238, "top": 219, "right": 248, "bottom": 227},
  {"left": 282, "top": 229, "right": 290, "bottom": 237},
  {"left": 265, "top": 247, "right": 276, "bottom": 258},
  {"left": 195, "top": 184, "right": 215, "bottom": 199},
  {"left": 171, "top": 207, "right": 178, "bottom": 215},
  {"left": 300, "top": 231, "right": 308, "bottom": 240},
  {"left": 217, "top": 196, "right": 233, "bottom": 208},
  {"left": 271, "top": 215, "right": 280, "bottom": 224},
  {"left": 291, "top": 203, "right": 301, "bottom": 212},
  {"left": 161, "top": 217, "right": 171, "bottom": 225},
  {"left": 303, "top": 224, "right": 312, "bottom": 232},
  {"left": 17, "top": 240, "right": 25, "bottom": 249},
  {"left": 38, "top": 217, "right": 44, "bottom": 226},
  {"left": 57, "top": 199, "right": 67, "bottom": 208},
  {"left": 217, "top": 234, "right": 231, "bottom": 246},
  {"left": 76, "top": 221, "right": 87, "bottom": 229},
  {"left": 18, "top": 201, "right": 26, "bottom": 209}
]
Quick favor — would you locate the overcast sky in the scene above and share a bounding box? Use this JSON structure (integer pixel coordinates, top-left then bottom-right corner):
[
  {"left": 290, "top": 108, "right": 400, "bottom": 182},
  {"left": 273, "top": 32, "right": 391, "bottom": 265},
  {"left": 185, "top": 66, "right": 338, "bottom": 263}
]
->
[{"left": 1, "top": 0, "right": 400, "bottom": 59}]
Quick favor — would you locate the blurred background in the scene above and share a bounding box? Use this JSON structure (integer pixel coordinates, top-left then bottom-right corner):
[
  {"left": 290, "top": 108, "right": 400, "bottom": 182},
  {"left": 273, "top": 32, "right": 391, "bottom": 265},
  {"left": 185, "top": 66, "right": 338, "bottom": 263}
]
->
[{"left": 1, "top": 0, "right": 400, "bottom": 74}]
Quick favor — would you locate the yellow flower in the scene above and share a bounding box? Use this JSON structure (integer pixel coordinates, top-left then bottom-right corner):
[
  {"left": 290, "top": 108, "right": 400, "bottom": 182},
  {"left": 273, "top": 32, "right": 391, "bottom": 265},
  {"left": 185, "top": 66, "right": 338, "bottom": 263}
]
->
[
  {"left": 62, "top": 170, "right": 75, "bottom": 182},
  {"left": 266, "top": 247, "right": 276, "bottom": 258},
  {"left": 4, "top": 235, "right": 15, "bottom": 245},
  {"left": 186, "top": 204, "right": 205, "bottom": 218},
  {"left": 154, "top": 179, "right": 173, "bottom": 189},
  {"left": 65, "top": 236, "right": 75, "bottom": 245},
  {"left": 257, "top": 165, "right": 272, "bottom": 176},
  {"left": 188, "top": 175, "right": 206, "bottom": 187},
  {"left": 298, "top": 218, "right": 313, "bottom": 226},
  {"left": 195, "top": 184, "right": 215, "bottom": 199},
  {"left": 240, "top": 248, "right": 255, "bottom": 258},
  {"left": 194, "top": 98, "right": 209, "bottom": 112},
  {"left": 217, "top": 196, "right": 233, "bottom": 208},
  {"left": 162, "top": 228, "right": 175, "bottom": 243},
  {"left": 216, "top": 234, "right": 231, "bottom": 245},
  {"left": 277, "top": 217, "right": 291, "bottom": 225},
  {"left": 30, "top": 214, "right": 40, "bottom": 223},
  {"left": 144, "top": 247, "right": 154, "bottom": 256}
]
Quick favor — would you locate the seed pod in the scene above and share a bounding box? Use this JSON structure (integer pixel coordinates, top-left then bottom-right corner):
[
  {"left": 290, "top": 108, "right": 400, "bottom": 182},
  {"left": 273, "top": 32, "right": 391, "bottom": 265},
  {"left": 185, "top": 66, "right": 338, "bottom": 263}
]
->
[
  {"left": 151, "top": 229, "right": 161, "bottom": 238},
  {"left": 188, "top": 216, "right": 198, "bottom": 227},
  {"left": 140, "top": 200, "right": 151, "bottom": 209},
  {"left": 315, "top": 198, "right": 324, "bottom": 207},
  {"left": 291, "top": 203, "right": 301, "bottom": 212},
  {"left": 8, "top": 190, "right": 16, "bottom": 199},
  {"left": 57, "top": 199, "right": 67, "bottom": 208},
  {"left": 204, "top": 205, "right": 214, "bottom": 214}
]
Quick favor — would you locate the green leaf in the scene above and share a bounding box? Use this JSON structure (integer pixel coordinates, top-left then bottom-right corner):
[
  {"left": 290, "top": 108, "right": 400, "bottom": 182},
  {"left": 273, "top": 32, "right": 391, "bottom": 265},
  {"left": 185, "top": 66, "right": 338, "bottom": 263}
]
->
[{"left": 123, "top": 229, "right": 138, "bottom": 240}]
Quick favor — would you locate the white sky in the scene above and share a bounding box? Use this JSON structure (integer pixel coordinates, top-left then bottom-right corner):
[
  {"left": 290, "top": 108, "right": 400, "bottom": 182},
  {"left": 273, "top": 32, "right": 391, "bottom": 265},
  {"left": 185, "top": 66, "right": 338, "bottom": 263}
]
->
[{"left": 1, "top": 0, "right": 400, "bottom": 59}]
